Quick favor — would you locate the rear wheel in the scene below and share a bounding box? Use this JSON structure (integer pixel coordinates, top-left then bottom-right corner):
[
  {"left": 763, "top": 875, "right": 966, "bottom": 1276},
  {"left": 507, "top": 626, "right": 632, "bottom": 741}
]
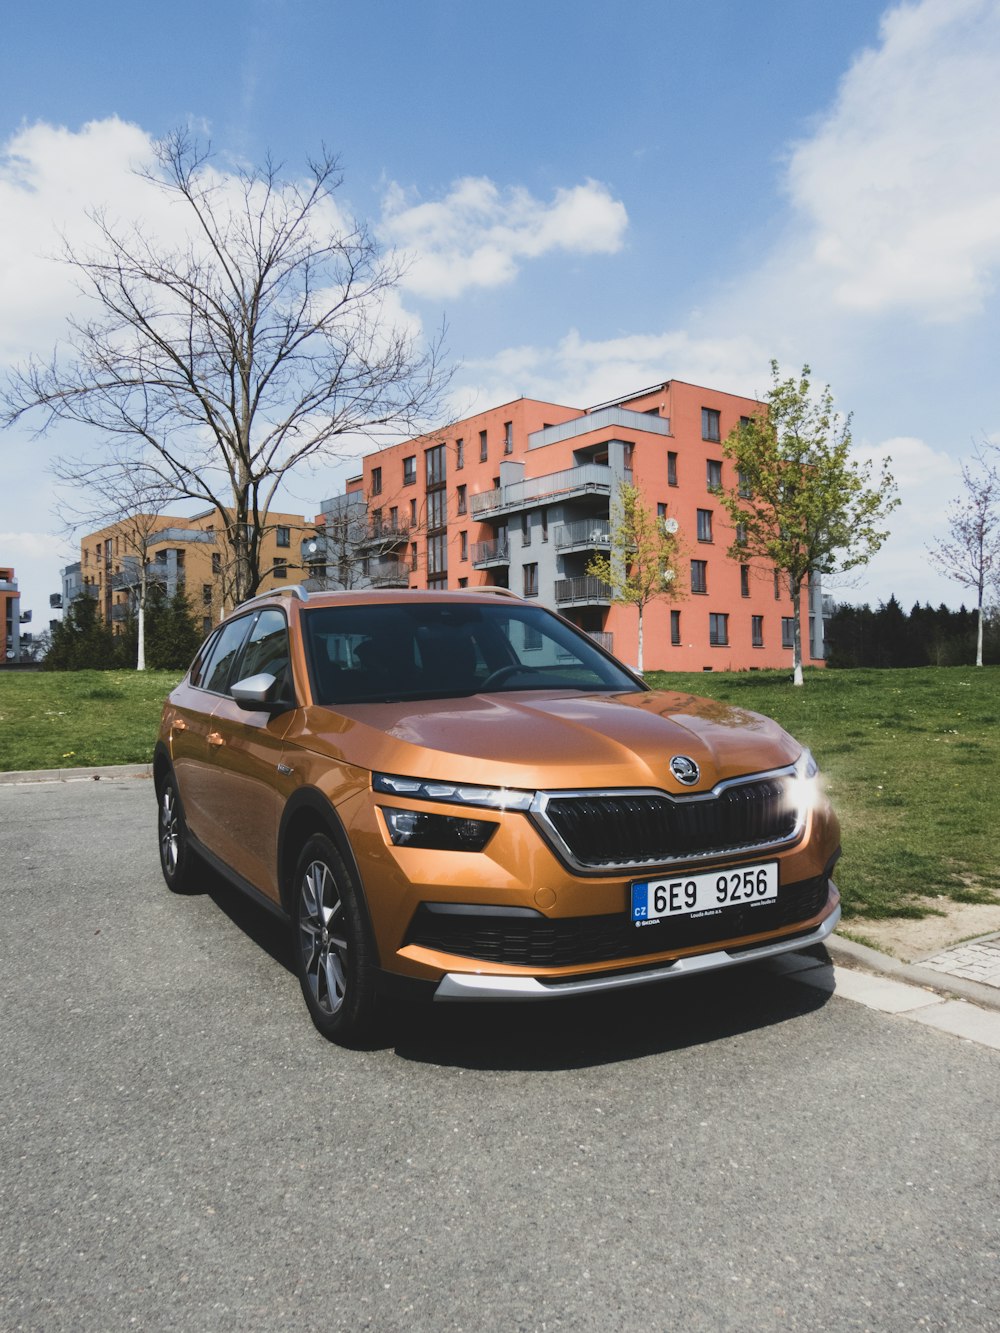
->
[
  {"left": 156, "top": 774, "right": 199, "bottom": 894},
  {"left": 292, "top": 834, "right": 378, "bottom": 1045}
]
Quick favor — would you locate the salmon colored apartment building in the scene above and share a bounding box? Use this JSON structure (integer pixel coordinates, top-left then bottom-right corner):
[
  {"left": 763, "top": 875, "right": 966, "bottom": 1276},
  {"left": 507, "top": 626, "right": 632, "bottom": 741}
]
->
[
  {"left": 1, "top": 565, "right": 23, "bottom": 663},
  {"left": 307, "top": 379, "right": 828, "bottom": 673}
]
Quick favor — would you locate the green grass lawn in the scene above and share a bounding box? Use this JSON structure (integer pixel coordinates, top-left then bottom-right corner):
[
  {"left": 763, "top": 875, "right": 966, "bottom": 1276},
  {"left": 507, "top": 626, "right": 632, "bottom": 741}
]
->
[
  {"left": 2, "top": 665, "right": 998, "bottom": 923},
  {"left": 0, "top": 669, "right": 179, "bottom": 771}
]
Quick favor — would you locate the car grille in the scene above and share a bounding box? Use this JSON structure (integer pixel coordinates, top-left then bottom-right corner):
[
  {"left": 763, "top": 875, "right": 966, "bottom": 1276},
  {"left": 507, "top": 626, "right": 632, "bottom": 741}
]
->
[
  {"left": 535, "top": 777, "right": 798, "bottom": 870},
  {"left": 405, "top": 874, "right": 831, "bottom": 969}
]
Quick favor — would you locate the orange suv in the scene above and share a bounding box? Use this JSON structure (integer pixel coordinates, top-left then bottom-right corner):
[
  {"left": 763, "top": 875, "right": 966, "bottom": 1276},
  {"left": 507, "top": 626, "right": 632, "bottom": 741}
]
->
[{"left": 155, "top": 586, "right": 841, "bottom": 1043}]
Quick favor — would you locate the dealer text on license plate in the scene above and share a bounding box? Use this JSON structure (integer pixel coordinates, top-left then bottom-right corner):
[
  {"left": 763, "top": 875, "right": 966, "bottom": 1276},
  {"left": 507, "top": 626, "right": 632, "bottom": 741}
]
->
[{"left": 631, "top": 862, "right": 778, "bottom": 924}]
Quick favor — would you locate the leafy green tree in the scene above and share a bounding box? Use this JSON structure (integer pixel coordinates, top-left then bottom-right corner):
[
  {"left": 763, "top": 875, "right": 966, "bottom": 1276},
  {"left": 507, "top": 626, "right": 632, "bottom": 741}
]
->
[
  {"left": 586, "top": 481, "right": 683, "bottom": 673},
  {"left": 143, "top": 584, "right": 203, "bottom": 671},
  {"left": 717, "top": 361, "right": 898, "bottom": 685},
  {"left": 44, "top": 594, "right": 118, "bottom": 670}
]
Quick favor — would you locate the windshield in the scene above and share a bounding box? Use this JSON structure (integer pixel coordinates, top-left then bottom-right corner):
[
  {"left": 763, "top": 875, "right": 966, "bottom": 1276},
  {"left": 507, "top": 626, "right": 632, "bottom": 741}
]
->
[{"left": 302, "top": 600, "right": 641, "bottom": 705}]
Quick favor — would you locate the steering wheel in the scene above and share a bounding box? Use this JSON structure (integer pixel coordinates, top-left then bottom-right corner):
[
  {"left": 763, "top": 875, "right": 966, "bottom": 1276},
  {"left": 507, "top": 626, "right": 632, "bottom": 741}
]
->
[{"left": 480, "top": 663, "right": 526, "bottom": 690}]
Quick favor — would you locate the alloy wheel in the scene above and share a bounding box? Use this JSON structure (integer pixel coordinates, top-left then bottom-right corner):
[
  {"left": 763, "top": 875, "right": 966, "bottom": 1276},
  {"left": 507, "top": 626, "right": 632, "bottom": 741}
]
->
[{"left": 298, "top": 859, "right": 348, "bottom": 1016}]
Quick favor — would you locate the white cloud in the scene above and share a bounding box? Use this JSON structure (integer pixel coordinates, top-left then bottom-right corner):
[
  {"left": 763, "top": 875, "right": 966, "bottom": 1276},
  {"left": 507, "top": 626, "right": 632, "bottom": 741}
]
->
[
  {"left": 380, "top": 176, "right": 628, "bottom": 300},
  {"left": 458, "top": 327, "right": 769, "bottom": 413},
  {"left": 785, "top": 0, "right": 1000, "bottom": 321},
  {"left": 0, "top": 118, "right": 159, "bottom": 364}
]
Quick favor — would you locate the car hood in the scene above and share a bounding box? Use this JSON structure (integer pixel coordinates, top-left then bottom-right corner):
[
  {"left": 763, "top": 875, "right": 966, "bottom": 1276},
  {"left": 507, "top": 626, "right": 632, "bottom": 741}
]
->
[{"left": 293, "top": 689, "right": 801, "bottom": 793}]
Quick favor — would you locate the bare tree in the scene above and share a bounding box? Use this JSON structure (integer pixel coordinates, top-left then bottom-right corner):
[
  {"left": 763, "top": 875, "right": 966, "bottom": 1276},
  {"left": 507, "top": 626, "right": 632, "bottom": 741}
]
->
[
  {"left": 52, "top": 447, "right": 180, "bottom": 670},
  {"left": 3, "top": 129, "right": 447, "bottom": 603},
  {"left": 927, "top": 447, "right": 1000, "bottom": 667}
]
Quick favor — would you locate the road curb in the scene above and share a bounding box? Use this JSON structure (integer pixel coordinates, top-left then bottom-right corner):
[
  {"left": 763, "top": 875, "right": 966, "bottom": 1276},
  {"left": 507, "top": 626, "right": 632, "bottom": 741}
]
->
[
  {"left": 0, "top": 763, "right": 153, "bottom": 785},
  {"left": 827, "top": 933, "right": 1000, "bottom": 1014}
]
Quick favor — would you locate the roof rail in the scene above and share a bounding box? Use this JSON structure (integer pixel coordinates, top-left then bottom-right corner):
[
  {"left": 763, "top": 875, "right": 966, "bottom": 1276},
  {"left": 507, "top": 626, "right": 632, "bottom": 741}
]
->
[
  {"left": 458, "top": 585, "right": 521, "bottom": 599},
  {"left": 236, "top": 584, "right": 310, "bottom": 611}
]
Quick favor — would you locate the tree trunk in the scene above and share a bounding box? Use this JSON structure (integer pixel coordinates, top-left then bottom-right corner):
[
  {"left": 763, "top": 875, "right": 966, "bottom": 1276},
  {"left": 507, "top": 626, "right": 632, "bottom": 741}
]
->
[
  {"left": 137, "top": 570, "right": 146, "bottom": 671},
  {"left": 791, "top": 578, "right": 804, "bottom": 686},
  {"left": 636, "top": 605, "right": 644, "bottom": 675},
  {"left": 976, "top": 601, "right": 984, "bottom": 668}
]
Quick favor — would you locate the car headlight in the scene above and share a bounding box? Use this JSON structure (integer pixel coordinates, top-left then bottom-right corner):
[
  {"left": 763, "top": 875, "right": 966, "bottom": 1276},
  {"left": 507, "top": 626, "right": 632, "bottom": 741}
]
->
[
  {"left": 373, "top": 772, "right": 534, "bottom": 812},
  {"left": 786, "top": 749, "right": 822, "bottom": 819},
  {"left": 381, "top": 806, "right": 498, "bottom": 852}
]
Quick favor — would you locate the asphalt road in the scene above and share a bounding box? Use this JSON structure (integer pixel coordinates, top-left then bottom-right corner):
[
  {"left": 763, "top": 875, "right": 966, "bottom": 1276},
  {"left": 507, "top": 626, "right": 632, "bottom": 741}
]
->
[{"left": 1, "top": 775, "right": 998, "bottom": 1332}]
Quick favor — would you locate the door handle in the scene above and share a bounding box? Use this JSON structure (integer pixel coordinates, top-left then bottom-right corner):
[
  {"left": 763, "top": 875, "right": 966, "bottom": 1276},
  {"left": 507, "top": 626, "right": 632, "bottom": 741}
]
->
[{"left": 207, "top": 732, "right": 225, "bottom": 748}]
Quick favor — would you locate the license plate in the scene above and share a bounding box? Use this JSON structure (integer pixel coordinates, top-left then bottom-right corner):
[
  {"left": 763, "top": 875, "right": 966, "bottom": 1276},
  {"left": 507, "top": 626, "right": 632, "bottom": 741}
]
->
[{"left": 630, "top": 862, "right": 778, "bottom": 924}]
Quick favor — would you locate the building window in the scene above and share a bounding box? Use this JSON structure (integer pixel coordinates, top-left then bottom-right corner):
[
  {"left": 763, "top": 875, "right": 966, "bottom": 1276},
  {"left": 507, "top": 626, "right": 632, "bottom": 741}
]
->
[
  {"left": 657, "top": 502, "right": 667, "bottom": 521},
  {"left": 276, "top": 525, "right": 290, "bottom": 548},
  {"left": 782, "top": 617, "right": 795, "bottom": 648},
  {"left": 523, "top": 563, "right": 538, "bottom": 598},
  {"left": 410, "top": 498, "right": 417, "bottom": 526},
  {"left": 774, "top": 569, "right": 782, "bottom": 600},
  {"left": 212, "top": 552, "right": 221, "bottom": 575},
  {"left": 410, "top": 542, "right": 418, "bottom": 571},
  {"left": 702, "top": 408, "right": 721, "bottom": 443},
  {"left": 670, "top": 610, "right": 681, "bottom": 645},
  {"left": 541, "top": 509, "right": 548, "bottom": 543},
  {"left": 389, "top": 506, "right": 399, "bottom": 531},
  {"left": 691, "top": 559, "right": 707, "bottom": 595},
  {"left": 372, "top": 507, "right": 383, "bottom": 534},
  {"left": 706, "top": 459, "right": 723, "bottom": 490},
  {"left": 460, "top": 530, "right": 468, "bottom": 561},
  {"left": 740, "top": 565, "right": 750, "bottom": 597},
  {"left": 456, "top": 438, "right": 464, "bottom": 470},
  {"left": 521, "top": 513, "right": 531, "bottom": 547},
  {"left": 709, "top": 612, "right": 729, "bottom": 646},
  {"left": 503, "top": 421, "right": 513, "bottom": 454},
  {"left": 371, "top": 467, "right": 382, "bottom": 496},
  {"left": 737, "top": 469, "right": 752, "bottom": 499},
  {"left": 752, "top": 615, "right": 764, "bottom": 647},
  {"left": 426, "top": 444, "right": 446, "bottom": 487},
  {"left": 427, "top": 489, "right": 446, "bottom": 530},
  {"left": 202, "top": 584, "right": 212, "bottom": 606},
  {"left": 735, "top": 522, "right": 747, "bottom": 546},
  {"left": 667, "top": 452, "right": 678, "bottom": 486},
  {"left": 273, "top": 557, "right": 287, "bottom": 579},
  {"left": 457, "top": 484, "right": 467, "bottom": 516},
  {"left": 479, "top": 429, "right": 488, "bottom": 462},
  {"left": 458, "top": 577, "right": 468, "bottom": 588},
  {"left": 427, "top": 533, "right": 448, "bottom": 579},
  {"left": 697, "top": 509, "right": 713, "bottom": 543},
  {"left": 403, "top": 456, "right": 416, "bottom": 486}
]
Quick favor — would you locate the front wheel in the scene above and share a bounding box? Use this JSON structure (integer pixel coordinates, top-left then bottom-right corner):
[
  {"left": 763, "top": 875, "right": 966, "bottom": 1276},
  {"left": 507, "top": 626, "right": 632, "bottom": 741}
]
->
[
  {"left": 156, "top": 774, "right": 199, "bottom": 894},
  {"left": 292, "top": 834, "right": 379, "bottom": 1046}
]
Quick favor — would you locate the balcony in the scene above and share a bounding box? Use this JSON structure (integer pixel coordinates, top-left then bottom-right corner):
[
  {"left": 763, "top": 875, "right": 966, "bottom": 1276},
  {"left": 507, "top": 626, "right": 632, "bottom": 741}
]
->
[
  {"left": 111, "top": 563, "right": 168, "bottom": 591},
  {"left": 360, "top": 522, "right": 410, "bottom": 549},
  {"left": 472, "top": 538, "right": 511, "bottom": 568},
  {"left": 554, "top": 519, "right": 611, "bottom": 552},
  {"left": 554, "top": 576, "right": 613, "bottom": 607},
  {"left": 471, "top": 464, "right": 619, "bottom": 519},
  {"left": 368, "top": 559, "right": 410, "bottom": 588}
]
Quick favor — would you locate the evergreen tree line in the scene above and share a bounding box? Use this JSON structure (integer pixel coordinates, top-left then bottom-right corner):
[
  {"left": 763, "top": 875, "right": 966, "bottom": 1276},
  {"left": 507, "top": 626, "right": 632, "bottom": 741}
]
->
[
  {"left": 826, "top": 597, "right": 1000, "bottom": 668},
  {"left": 45, "top": 583, "right": 204, "bottom": 671}
]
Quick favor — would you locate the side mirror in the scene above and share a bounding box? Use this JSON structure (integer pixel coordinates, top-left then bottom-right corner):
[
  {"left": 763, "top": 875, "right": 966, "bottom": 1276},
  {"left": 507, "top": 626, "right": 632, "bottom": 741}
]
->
[{"left": 231, "top": 672, "right": 290, "bottom": 713}]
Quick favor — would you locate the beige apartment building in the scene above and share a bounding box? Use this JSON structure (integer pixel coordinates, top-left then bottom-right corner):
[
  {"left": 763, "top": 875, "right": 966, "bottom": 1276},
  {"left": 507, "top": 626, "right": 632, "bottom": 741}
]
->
[{"left": 77, "top": 507, "right": 312, "bottom": 636}]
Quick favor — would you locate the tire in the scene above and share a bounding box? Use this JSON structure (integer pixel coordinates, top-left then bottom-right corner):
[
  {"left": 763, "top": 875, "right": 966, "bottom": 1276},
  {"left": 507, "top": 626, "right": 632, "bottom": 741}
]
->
[
  {"left": 156, "top": 773, "right": 199, "bottom": 894},
  {"left": 291, "top": 834, "right": 379, "bottom": 1046}
]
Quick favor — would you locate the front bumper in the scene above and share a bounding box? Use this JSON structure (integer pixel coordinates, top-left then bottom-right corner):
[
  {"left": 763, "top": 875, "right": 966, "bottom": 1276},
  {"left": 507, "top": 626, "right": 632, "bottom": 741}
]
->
[{"left": 432, "top": 891, "right": 841, "bottom": 1001}]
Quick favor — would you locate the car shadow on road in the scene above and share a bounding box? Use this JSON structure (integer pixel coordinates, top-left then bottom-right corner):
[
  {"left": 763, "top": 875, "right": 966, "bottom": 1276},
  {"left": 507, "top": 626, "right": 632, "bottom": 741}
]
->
[
  {"left": 189, "top": 863, "right": 835, "bottom": 1071},
  {"left": 389, "top": 956, "right": 834, "bottom": 1072}
]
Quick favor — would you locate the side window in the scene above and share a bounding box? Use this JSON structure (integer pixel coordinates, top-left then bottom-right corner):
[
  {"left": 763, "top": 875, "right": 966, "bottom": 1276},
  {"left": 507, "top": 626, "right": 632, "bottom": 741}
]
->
[
  {"left": 201, "top": 615, "right": 255, "bottom": 694},
  {"left": 237, "top": 609, "right": 292, "bottom": 697},
  {"left": 189, "top": 628, "right": 222, "bottom": 689}
]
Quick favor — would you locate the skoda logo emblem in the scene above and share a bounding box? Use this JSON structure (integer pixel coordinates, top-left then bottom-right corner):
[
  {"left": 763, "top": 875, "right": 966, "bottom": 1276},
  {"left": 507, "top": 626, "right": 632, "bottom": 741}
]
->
[{"left": 670, "top": 755, "right": 700, "bottom": 786}]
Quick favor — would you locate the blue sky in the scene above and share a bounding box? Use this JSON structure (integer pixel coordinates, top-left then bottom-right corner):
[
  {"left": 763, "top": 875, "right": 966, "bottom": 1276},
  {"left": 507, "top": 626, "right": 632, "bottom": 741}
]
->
[{"left": 2, "top": 0, "right": 1000, "bottom": 625}]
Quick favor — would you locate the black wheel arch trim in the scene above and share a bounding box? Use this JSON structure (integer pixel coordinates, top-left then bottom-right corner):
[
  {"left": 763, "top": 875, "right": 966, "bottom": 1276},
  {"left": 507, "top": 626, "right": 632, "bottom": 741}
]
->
[{"left": 278, "top": 786, "right": 381, "bottom": 967}]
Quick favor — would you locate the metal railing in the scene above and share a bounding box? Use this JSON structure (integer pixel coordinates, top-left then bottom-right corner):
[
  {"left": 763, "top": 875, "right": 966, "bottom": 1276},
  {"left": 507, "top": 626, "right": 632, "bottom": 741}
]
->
[
  {"left": 472, "top": 538, "right": 511, "bottom": 566},
  {"left": 554, "top": 519, "right": 611, "bottom": 549},
  {"left": 587, "top": 630, "right": 614, "bottom": 653},
  {"left": 471, "top": 463, "right": 617, "bottom": 518},
  {"left": 554, "top": 576, "right": 614, "bottom": 605}
]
